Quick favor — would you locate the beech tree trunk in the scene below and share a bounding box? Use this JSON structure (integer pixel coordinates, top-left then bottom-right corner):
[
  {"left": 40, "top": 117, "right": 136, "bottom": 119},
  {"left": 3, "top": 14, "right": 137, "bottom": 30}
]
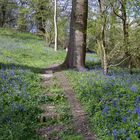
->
[{"left": 63, "top": 0, "right": 88, "bottom": 71}]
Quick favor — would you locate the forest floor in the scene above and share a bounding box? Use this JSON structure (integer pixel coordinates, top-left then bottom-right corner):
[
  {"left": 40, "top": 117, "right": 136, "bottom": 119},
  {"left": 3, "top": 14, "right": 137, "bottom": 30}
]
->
[
  {"left": 1, "top": 28, "right": 140, "bottom": 140},
  {"left": 38, "top": 69, "right": 83, "bottom": 140},
  {"left": 39, "top": 69, "right": 96, "bottom": 140}
]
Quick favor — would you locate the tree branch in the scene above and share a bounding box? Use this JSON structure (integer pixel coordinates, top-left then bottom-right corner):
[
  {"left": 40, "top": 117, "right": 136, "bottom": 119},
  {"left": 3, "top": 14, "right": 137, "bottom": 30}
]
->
[
  {"left": 109, "top": 56, "right": 130, "bottom": 67},
  {"left": 112, "top": 7, "right": 124, "bottom": 21}
]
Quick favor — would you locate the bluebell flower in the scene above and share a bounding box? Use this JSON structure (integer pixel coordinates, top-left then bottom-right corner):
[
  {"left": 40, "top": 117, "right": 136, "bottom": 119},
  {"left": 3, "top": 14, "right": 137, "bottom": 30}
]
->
[
  {"left": 9, "top": 70, "right": 14, "bottom": 77},
  {"left": 114, "top": 117, "right": 117, "bottom": 123},
  {"left": 102, "top": 106, "right": 109, "bottom": 115},
  {"left": 121, "top": 116, "right": 126, "bottom": 123},
  {"left": 112, "top": 129, "right": 117, "bottom": 135},
  {"left": 134, "top": 107, "right": 140, "bottom": 118},
  {"left": 127, "top": 110, "right": 131, "bottom": 114},
  {"left": 130, "top": 86, "right": 137, "bottom": 93},
  {"left": 112, "top": 129, "right": 117, "bottom": 140},
  {"left": 1, "top": 64, "right": 6, "bottom": 70},
  {"left": 120, "top": 128, "right": 126, "bottom": 134},
  {"left": 138, "top": 122, "right": 140, "bottom": 127},
  {"left": 112, "top": 100, "right": 117, "bottom": 107},
  {"left": 135, "top": 96, "right": 140, "bottom": 105},
  {"left": 134, "top": 130, "right": 139, "bottom": 136},
  {"left": 126, "top": 137, "right": 130, "bottom": 140},
  {"left": 12, "top": 65, "right": 15, "bottom": 70},
  {"left": 18, "top": 105, "right": 25, "bottom": 112}
]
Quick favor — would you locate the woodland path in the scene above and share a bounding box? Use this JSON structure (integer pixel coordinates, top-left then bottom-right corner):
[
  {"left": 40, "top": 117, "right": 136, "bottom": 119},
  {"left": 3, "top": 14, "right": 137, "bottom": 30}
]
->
[{"left": 39, "top": 69, "right": 96, "bottom": 140}]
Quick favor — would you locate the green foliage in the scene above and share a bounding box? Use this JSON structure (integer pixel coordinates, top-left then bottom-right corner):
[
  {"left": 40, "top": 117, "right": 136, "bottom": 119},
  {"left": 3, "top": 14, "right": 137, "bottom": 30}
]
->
[
  {"left": 17, "top": 7, "right": 28, "bottom": 31},
  {"left": 0, "top": 0, "right": 17, "bottom": 27},
  {"left": 66, "top": 67, "right": 140, "bottom": 139},
  {"left": 0, "top": 66, "right": 43, "bottom": 139},
  {"left": 0, "top": 28, "right": 65, "bottom": 69},
  {"left": 38, "top": 76, "right": 83, "bottom": 139},
  {"left": 0, "top": 28, "right": 65, "bottom": 139},
  {"left": 86, "top": 53, "right": 101, "bottom": 69}
]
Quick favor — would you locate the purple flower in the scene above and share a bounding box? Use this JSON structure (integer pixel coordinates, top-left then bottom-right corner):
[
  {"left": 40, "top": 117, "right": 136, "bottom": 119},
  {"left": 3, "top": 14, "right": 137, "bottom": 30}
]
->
[
  {"left": 135, "top": 96, "right": 140, "bottom": 105},
  {"left": 112, "top": 129, "right": 117, "bottom": 140},
  {"left": 134, "top": 130, "right": 139, "bottom": 136},
  {"left": 134, "top": 107, "right": 140, "bottom": 118},
  {"left": 112, "top": 129, "right": 117, "bottom": 136},
  {"left": 130, "top": 86, "right": 137, "bottom": 93},
  {"left": 120, "top": 129, "right": 126, "bottom": 134},
  {"left": 102, "top": 106, "right": 109, "bottom": 115},
  {"left": 121, "top": 116, "right": 126, "bottom": 123},
  {"left": 127, "top": 110, "right": 131, "bottom": 114},
  {"left": 9, "top": 70, "right": 14, "bottom": 77},
  {"left": 126, "top": 138, "right": 130, "bottom": 140},
  {"left": 138, "top": 122, "right": 140, "bottom": 127},
  {"left": 112, "top": 100, "right": 117, "bottom": 107}
]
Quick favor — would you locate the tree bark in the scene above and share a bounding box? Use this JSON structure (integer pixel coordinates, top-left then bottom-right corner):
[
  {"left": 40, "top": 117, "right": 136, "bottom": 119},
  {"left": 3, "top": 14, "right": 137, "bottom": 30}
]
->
[
  {"left": 62, "top": 0, "right": 88, "bottom": 71},
  {"left": 0, "top": 2, "right": 7, "bottom": 27},
  {"left": 112, "top": 0, "right": 133, "bottom": 73},
  {"left": 121, "top": 0, "right": 129, "bottom": 45},
  {"left": 121, "top": 0, "right": 132, "bottom": 73},
  {"left": 98, "top": 0, "right": 108, "bottom": 75},
  {"left": 54, "top": 0, "right": 58, "bottom": 51}
]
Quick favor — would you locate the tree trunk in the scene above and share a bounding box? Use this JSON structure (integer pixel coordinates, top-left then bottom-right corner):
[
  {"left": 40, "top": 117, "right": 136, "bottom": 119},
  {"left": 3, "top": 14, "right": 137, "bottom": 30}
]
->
[
  {"left": 98, "top": 0, "right": 108, "bottom": 75},
  {"left": 121, "top": 0, "right": 132, "bottom": 73},
  {"left": 54, "top": 0, "right": 58, "bottom": 51},
  {"left": 112, "top": 0, "right": 132, "bottom": 73},
  {"left": 62, "top": 0, "right": 88, "bottom": 71},
  {"left": 121, "top": 0, "right": 129, "bottom": 46},
  {"left": 1, "top": 3, "right": 6, "bottom": 27}
]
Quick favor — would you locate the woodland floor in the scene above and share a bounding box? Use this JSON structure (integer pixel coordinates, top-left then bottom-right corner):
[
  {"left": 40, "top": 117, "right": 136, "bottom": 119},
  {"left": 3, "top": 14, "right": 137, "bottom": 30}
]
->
[
  {"left": 2, "top": 29, "right": 139, "bottom": 139},
  {"left": 39, "top": 68, "right": 96, "bottom": 140}
]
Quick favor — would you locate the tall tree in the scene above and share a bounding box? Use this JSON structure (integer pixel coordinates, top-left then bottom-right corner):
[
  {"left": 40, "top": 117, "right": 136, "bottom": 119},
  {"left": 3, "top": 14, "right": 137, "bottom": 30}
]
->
[
  {"left": 0, "top": 0, "right": 17, "bottom": 27},
  {"left": 98, "top": 0, "right": 108, "bottom": 75},
  {"left": 17, "top": 0, "right": 28, "bottom": 31},
  {"left": 62, "top": 0, "right": 88, "bottom": 71},
  {"left": 111, "top": 0, "right": 133, "bottom": 72},
  {"left": 54, "top": 0, "right": 58, "bottom": 51}
]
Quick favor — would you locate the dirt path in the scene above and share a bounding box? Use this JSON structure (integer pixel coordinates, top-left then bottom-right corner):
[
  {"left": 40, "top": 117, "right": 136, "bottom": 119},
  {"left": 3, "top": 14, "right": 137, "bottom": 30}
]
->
[
  {"left": 40, "top": 69, "right": 96, "bottom": 140},
  {"left": 55, "top": 72, "right": 96, "bottom": 140}
]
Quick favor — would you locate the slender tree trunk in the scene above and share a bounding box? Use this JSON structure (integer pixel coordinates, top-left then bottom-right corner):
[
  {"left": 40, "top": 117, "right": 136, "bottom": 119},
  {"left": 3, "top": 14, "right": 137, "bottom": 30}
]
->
[
  {"left": 121, "top": 0, "right": 129, "bottom": 46},
  {"left": 98, "top": 0, "right": 108, "bottom": 75},
  {"left": 54, "top": 0, "right": 58, "bottom": 51},
  {"left": 62, "top": 0, "right": 88, "bottom": 71},
  {"left": 112, "top": 0, "right": 132, "bottom": 73},
  {"left": 1, "top": 4, "right": 6, "bottom": 27},
  {"left": 121, "top": 0, "right": 132, "bottom": 73}
]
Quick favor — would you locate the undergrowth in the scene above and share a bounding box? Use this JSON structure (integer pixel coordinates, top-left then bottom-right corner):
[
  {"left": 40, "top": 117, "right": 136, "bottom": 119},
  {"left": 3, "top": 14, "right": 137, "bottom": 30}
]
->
[
  {"left": 0, "top": 28, "right": 65, "bottom": 139},
  {"left": 66, "top": 68, "right": 140, "bottom": 140}
]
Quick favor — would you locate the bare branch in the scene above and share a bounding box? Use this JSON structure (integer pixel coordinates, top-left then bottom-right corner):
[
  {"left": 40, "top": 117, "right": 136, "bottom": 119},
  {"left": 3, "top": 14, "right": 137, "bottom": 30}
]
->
[
  {"left": 109, "top": 56, "right": 130, "bottom": 67},
  {"left": 112, "top": 7, "right": 124, "bottom": 21}
]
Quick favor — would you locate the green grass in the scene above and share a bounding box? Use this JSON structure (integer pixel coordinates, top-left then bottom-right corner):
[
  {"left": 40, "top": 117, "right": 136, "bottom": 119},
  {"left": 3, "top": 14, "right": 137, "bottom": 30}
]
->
[
  {"left": 0, "top": 28, "right": 85, "bottom": 139},
  {"left": 0, "top": 28, "right": 65, "bottom": 70},
  {"left": 4, "top": 28, "right": 138, "bottom": 139},
  {"left": 86, "top": 53, "right": 100, "bottom": 69},
  {"left": 40, "top": 77, "right": 83, "bottom": 139},
  {"left": 65, "top": 68, "right": 140, "bottom": 140},
  {"left": 0, "top": 28, "right": 65, "bottom": 139}
]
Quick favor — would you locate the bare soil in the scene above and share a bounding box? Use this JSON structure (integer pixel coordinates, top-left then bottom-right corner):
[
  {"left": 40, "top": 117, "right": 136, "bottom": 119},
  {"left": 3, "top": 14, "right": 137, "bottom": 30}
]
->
[
  {"left": 55, "top": 72, "right": 96, "bottom": 140},
  {"left": 39, "top": 69, "right": 96, "bottom": 140}
]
